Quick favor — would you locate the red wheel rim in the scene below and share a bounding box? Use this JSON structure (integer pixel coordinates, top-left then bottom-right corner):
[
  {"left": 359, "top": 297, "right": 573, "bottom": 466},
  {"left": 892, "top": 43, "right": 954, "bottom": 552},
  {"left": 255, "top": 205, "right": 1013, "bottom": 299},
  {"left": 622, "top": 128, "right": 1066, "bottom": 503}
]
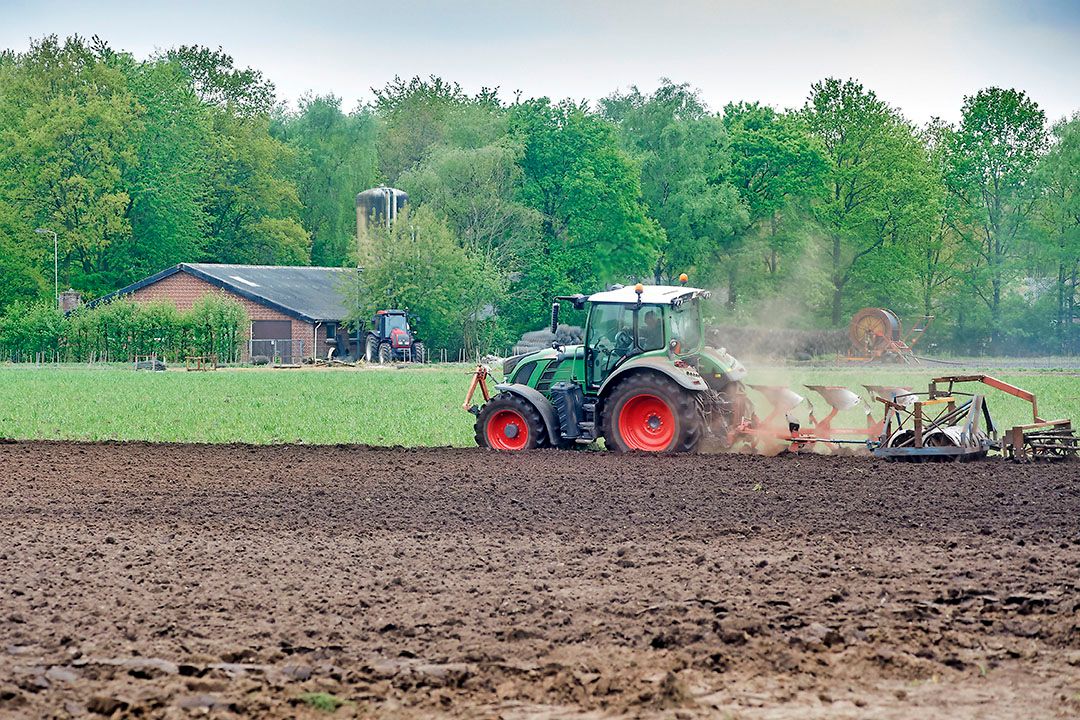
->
[
  {"left": 487, "top": 409, "right": 529, "bottom": 450},
  {"left": 618, "top": 393, "right": 676, "bottom": 451}
]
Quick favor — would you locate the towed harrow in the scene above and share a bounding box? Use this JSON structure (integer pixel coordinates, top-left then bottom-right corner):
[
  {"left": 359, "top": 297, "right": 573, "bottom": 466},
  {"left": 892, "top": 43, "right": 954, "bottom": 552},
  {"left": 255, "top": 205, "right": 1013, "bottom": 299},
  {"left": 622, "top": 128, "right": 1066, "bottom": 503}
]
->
[{"left": 739, "top": 375, "right": 1076, "bottom": 462}]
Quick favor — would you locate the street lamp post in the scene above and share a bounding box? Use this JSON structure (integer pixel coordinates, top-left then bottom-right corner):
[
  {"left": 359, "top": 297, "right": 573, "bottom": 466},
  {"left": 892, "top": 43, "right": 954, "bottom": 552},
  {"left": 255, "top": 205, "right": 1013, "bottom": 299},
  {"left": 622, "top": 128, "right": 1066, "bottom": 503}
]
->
[{"left": 35, "top": 228, "right": 58, "bottom": 305}]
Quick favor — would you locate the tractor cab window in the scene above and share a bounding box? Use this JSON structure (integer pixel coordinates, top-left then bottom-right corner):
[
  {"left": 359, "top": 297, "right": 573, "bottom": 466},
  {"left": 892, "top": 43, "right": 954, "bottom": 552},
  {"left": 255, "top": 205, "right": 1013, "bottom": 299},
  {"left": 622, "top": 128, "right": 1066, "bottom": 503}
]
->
[
  {"left": 586, "top": 303, "right": 665, "bottom": 388},
  {"left": 586, "top": 304, "right": 635, "bottom": 388},
  {"left": 638, "top": 307, "right": 665, "bottom": 351},
  {"left": 384, "top": 314, "right": 407, "bottom": 332},
  {"left": 669, "top": 302, "right": 702, "bottom": 353}
]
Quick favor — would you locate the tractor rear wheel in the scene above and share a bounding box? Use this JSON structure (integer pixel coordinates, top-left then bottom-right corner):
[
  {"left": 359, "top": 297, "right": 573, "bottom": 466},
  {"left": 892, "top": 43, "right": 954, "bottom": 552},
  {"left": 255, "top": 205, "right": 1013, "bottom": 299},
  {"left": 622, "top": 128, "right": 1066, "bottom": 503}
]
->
[
  {"left": 365, "top": 336, "right": 377, "bottom": 363},
  {"left": 378, "top": 342, "right": 393, "bottom": 364},
  {"left": 603, "top": 374, "right": 704, "bottom": 453},
  {"left": 475, "top": 393, "right": 547, "bottom": 451}
]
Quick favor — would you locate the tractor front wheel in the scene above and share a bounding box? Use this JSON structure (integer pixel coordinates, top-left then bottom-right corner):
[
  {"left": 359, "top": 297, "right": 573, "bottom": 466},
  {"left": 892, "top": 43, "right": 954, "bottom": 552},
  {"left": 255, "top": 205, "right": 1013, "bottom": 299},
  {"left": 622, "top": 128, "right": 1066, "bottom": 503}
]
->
[
  {"left": 365, "top": 336, "right": 377, "bottom": 363},
  {"left": 378, "top": 342, "right": 393, "bottom": 364},
  {"left": 603, "top": 374, "right": 703, "bottom": 453},
  {"left": 412, "top": 342, "right": 427, "bottom": 363},
  {"left": 475, "top": 393, "right": 547, "bottom": 451}
]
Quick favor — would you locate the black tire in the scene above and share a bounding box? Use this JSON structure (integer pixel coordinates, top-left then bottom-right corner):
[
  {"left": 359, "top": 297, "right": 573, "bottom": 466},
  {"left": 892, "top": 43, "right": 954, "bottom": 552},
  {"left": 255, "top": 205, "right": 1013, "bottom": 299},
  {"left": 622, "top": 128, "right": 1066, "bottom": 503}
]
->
[
  {"left": 365, "top": 336, "right": 377, "bottom": 363},
  {"left": 412, "top": 342, "right": 426, "bottom": 363},
  {"left": 378, "top": 342, "right": 393, "bottom": 364},
  {"left": 602, "top": 373, "right": 704, "bottom": 453},
  {"left": 474, "top": 393, "right": 548, "bottom": 450}
]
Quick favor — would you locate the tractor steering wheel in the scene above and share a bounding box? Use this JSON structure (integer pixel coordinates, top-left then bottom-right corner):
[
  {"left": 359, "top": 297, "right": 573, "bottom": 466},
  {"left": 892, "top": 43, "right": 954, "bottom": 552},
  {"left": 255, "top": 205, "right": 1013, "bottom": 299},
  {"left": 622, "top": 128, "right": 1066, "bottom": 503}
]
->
[{"left": 614, "top": 330, "right": 633, "bottom": 352}]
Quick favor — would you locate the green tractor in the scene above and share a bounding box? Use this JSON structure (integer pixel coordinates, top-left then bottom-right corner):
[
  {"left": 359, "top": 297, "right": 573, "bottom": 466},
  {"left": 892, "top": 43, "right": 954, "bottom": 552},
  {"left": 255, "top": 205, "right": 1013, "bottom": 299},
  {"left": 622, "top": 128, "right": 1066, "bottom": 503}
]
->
[{"left": 464, "top": 281, "right": 754, "bottom": 452}]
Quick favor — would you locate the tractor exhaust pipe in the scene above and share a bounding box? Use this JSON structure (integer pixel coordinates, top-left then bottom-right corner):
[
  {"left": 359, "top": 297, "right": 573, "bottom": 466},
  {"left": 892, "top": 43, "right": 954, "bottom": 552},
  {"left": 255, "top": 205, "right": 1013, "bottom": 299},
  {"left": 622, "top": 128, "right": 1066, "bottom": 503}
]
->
[{"left": 550, "top": 302, "right": 560, "bottom": 334}]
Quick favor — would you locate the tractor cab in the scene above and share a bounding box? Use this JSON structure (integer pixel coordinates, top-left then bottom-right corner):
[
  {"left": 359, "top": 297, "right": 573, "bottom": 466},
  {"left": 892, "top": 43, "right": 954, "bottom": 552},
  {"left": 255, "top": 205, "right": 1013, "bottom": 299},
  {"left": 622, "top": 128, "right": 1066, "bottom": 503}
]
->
[{"left": 581, "top": 284, "right": 707, "bottom": 391}]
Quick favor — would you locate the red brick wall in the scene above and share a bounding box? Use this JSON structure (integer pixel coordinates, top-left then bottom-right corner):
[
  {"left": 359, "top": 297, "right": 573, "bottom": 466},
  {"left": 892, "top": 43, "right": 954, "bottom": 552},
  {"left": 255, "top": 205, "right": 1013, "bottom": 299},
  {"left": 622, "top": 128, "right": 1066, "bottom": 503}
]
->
[{"left": 130, "top": 271, "right": 314, "bottom": 361}]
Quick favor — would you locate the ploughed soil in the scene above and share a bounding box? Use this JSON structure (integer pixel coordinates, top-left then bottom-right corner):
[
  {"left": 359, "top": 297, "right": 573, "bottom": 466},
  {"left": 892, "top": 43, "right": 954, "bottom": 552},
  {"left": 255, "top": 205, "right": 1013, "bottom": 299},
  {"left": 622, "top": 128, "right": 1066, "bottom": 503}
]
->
[{"left": 1, "top": 442, "right": 1079, "bottom": 719}]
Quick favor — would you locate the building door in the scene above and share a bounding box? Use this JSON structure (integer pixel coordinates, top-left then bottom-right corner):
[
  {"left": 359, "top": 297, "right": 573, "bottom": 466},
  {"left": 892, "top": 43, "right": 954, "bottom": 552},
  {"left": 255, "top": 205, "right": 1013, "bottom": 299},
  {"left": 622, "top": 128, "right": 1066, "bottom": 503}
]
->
[{"left": 251, "top": 320, "right": 294, "bottom": 363}]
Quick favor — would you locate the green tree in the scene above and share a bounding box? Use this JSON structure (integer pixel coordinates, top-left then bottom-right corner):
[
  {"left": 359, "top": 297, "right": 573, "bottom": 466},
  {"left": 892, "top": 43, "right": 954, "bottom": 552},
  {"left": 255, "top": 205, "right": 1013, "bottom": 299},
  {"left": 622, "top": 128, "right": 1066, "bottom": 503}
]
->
[
  {"left": 945, "top": 87, "right": 1048, "bottom": 348},
  {"left": 602, "top": 81, "right": 745, "bottom": 287},
  {"left": 167, "top": 45, "right": 310, "bottom": 266},
  {"left": 0, "top": 200, "right": 46, "bottom": 307},
  {"left": 273, "top": 95, "right": 379, "bottom": 265},
  {"left": 912, "top": 119, "right": 963, "bottom": 319},
  {"left": 164, "top": 45, "right": 275, "bottom": 116},
  {"left": 508, "top": 98, "right": 662, "bottom": 300},
  {"left": 398, "top": 140, "right": 541, "bottom": 270},
  {"left": 0, "top": 36, "right": 140, "bottom": 296},
  {"left": 118, "top": 55, "right": 214, "bottom": 276},
  {"left": 356, "top": 206, "right": 506, "bottom": 353},
  {"left": 1034, "top": 114, "right": 1080, "bottom": 352},
  {"left": 373, "top": 76, "right": 504, "bottom": 184},
  {"left": 802, "top": 78, "right": 938, "bottom": 325},
  {"left": 722, "top": 101, "right": 828, "bottom": 307},
  {"left": 398, "top": 140, "right": 543, "bottom": 341}
]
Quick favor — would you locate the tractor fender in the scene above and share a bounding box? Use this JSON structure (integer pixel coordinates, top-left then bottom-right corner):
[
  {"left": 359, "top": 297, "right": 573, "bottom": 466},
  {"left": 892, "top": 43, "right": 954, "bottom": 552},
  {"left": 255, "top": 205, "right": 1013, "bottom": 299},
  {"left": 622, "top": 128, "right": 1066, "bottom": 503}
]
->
[
  {"left": 598, "top": 356, "right": 708, "bottom": 398},
  {"left": 494, "top": 383, "right": 560, "bottom": 443}
]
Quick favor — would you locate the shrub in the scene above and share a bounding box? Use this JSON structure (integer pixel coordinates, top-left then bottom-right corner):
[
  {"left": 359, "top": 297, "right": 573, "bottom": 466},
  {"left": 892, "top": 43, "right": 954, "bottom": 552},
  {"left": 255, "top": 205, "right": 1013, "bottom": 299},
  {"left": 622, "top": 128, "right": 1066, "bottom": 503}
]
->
[{"left": 0, "top": 293, "right": 247, "bottom": 363}]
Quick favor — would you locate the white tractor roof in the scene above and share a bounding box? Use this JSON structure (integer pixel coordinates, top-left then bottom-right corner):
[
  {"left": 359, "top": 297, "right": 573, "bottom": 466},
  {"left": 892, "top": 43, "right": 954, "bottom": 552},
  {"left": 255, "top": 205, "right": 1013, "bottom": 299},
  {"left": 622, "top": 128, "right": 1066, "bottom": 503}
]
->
[{"left": 587, "top": 284, "right": 709, "bottom": 305}]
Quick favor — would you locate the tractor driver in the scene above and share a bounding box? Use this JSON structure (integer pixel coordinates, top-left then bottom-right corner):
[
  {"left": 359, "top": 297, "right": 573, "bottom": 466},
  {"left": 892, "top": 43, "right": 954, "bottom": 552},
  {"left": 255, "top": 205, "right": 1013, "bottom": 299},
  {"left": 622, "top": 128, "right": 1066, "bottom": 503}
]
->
[{"left": 639, "top": 309, "right": 663, "bottom": 351}]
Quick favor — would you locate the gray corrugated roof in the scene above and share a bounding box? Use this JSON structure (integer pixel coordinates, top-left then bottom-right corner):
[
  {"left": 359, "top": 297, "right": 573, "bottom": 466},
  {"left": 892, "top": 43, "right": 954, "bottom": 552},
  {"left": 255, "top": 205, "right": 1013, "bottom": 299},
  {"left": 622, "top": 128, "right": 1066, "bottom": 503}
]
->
[
  {"left": 183, "top": 264, "right": 356, "bottom": 322},
  {"left": 92, "top": 263, "right": 359, "bottom": 323}
]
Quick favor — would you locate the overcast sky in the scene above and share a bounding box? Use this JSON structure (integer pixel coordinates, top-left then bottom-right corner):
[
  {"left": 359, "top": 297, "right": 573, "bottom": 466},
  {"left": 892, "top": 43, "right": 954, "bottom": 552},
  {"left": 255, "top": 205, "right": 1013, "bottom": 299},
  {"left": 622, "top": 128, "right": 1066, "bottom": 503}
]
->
[{"left": 2, "top": 0, "right": 1078, "bottom": 124}]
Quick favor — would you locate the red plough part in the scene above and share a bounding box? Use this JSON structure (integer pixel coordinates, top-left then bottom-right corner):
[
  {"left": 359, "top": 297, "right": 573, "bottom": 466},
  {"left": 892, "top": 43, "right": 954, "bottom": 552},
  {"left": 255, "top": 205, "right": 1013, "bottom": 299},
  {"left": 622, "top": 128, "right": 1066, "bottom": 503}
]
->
[{"left": 738, "top": 384, "right": 912, "bottom": 453}]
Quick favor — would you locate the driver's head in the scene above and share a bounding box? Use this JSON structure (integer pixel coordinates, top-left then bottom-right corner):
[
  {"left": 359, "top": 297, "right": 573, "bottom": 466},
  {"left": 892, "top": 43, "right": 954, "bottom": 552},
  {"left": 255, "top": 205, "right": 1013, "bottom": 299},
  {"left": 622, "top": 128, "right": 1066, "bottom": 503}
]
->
[{"left": 643, "top": 310, "right": 659, "bottom": 328}]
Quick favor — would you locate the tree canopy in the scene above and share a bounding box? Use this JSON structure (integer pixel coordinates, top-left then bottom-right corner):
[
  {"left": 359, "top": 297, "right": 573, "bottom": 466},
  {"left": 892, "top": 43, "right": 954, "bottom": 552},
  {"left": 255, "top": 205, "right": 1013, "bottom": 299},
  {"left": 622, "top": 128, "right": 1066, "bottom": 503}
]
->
[{"left": 0, "top": 35, "right": 1077, "bottom": 356}]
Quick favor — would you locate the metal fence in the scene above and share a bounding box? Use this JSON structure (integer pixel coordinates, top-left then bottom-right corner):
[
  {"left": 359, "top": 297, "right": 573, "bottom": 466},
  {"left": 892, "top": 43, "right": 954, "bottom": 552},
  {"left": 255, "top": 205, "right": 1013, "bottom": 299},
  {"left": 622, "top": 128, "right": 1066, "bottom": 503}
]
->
[{"left": 249, "top": 339, "right": 304, "bottom": 365}]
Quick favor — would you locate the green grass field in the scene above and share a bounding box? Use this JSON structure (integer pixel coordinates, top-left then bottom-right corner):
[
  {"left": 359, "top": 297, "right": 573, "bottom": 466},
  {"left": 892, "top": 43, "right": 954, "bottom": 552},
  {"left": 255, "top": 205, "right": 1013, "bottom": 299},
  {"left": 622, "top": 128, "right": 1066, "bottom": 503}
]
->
[{"left": 0, "top": 362, "right": 1077, "bottom": 447}]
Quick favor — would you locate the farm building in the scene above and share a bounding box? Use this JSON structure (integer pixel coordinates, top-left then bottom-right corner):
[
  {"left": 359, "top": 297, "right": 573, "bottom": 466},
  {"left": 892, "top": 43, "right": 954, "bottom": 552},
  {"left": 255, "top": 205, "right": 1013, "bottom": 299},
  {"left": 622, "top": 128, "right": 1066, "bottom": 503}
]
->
[{"left": 96, "top": 263, "right": 359, "bottom": 363}]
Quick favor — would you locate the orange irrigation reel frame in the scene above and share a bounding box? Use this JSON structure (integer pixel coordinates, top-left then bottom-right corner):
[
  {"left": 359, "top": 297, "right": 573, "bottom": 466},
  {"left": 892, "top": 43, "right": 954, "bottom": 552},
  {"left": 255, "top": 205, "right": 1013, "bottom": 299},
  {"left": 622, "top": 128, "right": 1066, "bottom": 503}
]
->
[{"left": 844, "top": 308, "right": 933, "bottom": 365}]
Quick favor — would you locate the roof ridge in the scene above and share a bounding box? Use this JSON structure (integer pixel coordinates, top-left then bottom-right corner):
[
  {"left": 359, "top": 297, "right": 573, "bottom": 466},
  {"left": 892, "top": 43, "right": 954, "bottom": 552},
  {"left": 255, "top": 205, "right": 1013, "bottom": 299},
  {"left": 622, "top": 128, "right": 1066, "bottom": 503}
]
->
[{"left": 184, "top": 262, "right": 352, "bottom": 271}]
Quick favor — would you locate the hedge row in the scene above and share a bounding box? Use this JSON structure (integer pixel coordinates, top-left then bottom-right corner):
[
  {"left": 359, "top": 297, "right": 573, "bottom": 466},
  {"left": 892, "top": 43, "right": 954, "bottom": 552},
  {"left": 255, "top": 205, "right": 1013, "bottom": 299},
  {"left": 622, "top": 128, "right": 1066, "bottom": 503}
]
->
[{"left": 0, "top": 294, "right": 247, "bottom": 363}]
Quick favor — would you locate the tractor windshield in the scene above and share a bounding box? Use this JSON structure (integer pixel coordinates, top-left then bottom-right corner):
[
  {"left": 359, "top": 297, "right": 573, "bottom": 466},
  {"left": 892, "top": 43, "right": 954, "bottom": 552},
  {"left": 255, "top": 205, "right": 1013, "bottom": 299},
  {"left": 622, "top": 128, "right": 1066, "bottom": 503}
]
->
[
  {"left": 385, "top": 315, "right": 408, "bottom": 332},
  {"left": 669, "top": 301, "right": 702, "bottom": 352}
]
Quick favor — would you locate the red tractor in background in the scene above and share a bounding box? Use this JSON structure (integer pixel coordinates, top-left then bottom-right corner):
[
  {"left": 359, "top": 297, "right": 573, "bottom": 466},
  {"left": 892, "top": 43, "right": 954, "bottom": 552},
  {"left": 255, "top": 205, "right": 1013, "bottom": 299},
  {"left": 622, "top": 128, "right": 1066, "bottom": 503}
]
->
[{"left": 364, "top": 309, "right": 427, "bottom": 363}]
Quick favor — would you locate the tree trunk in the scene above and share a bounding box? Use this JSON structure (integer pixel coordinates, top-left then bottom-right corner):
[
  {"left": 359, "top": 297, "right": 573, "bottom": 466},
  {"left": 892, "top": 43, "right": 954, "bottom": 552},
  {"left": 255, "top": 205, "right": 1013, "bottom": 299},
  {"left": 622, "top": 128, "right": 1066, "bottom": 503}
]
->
[
  {"left": 991, "top": 274, "right": 1002, "bottom": 353},
  {"left": 1070, "top": 264, "right": 1078, "bottom": 355},
  {"left": 727, "top": 263, "right": 738, "bottom": 310},
  {"left": 1059, "top": 260, "right": 1067, "bottom": 353},
  {"left": 831, "top": 234, "right": 843, "bottom": 326},
  {"left": 766, "top": 214, "right": 779, "bottom": 276}
]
